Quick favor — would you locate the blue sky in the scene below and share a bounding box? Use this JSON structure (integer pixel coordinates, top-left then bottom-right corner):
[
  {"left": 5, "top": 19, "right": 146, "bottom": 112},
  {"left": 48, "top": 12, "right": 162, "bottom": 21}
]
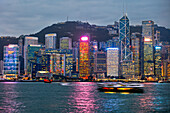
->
[{"left": 0, "top": 0, "right": 169, "bottom": 37}]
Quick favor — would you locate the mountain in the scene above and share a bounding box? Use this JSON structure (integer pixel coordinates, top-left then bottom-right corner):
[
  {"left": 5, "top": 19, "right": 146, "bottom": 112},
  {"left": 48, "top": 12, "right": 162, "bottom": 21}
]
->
[{"left": 31, "top": 21, "right": 170, "bottom": 47}]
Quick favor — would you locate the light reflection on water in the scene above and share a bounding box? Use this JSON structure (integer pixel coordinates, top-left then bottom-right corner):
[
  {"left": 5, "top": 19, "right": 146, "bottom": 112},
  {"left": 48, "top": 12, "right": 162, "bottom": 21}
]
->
[
  {"left": 0, "top": 82, "right": 25, "bottom": 113},
  {"left": 0, "top": 82, "right": 169, "bottom": 113},
  {"left": 68, "top": 82, "right": 100, "bottom": 113}
]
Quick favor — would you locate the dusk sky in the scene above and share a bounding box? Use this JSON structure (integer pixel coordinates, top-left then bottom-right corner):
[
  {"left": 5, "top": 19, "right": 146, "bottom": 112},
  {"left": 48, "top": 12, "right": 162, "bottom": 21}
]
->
[{"left": 0, "top": 0, "right": 169, "bottom": 37}]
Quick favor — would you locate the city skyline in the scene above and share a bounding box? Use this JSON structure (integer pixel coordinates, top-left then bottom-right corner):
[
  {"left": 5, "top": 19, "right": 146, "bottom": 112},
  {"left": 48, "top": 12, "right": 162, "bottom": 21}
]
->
[{"left": 0, "top": 0, "right": 170, "bottom": 37}]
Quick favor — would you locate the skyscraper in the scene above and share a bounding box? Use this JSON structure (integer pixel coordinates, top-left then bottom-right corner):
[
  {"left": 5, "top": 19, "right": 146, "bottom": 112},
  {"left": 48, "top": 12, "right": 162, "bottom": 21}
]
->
[
  {"left": 3, "top": 44, "right": 19, "bottom": 79},
  {"left": 79, "top": 36, "right": 90, "bottom": 79},
  {"left": 131, "top": 32, "right": 142, "bottom": 78},
  {"left": 60, "top": 37, "right": 72, "bottom": 49},
  {"left": 119, "top": 14, "right": 133, "bottom": 78},
  {"left": 107, "top": 48, "right": 119, "bottom": 77},
  {"left": 24, "top": 36, "right": 38, "bottom": 74},
  {"left": 45, "top": 33, "right": 57, "bottom": 49},
  {"left": 154, "top": 46, "right": 162, "bottom": 80},
  {"left": 142, "top": 20, "right": 154, "bottom": 76}
]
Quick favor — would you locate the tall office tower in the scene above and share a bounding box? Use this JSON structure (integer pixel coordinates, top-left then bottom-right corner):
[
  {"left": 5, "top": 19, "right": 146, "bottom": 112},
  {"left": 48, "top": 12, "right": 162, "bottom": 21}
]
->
[
  {"left": 89, "top": 40, "right": 98, "bottom": 75},
  {"left": 60, "top": 37, "right": 72, "bottom": 49},
  {"left": 119, "top": 14, "right": 133, "bottom": 78},
  {"left": 113, "top": 37, "right": 119, "bottom": 48},
  {"left": 79, "top": 36, "right": 90, "bottom": 79},
  {"left": 27, "top": 45, "right": 43, "bottom": 76},
  {"left": 154, "top": 46, "right": 162, "bottom": 80},
  {"left": 24, "top": 36, "right": 38, "bottom": 74},
  {"left": 131, "top": 32, "right": 142, "bottom": 78},
  {"left": 45, "top": 33, "right": 57, "bottom": 49},
  {"left": 99, "top": 41, "right": 106, "bottom": 51},
  {"left": 154, "top": 30, "right": 160, "bottom": 46},
  {"left": 162, "top": 45, "right": 170, "bottom": 80},
  {"left": 18, "top": 38, "right": 23, "bottom": 56},
  {"left": 94, "top": 51, "right": 107, "bottom": 78},
  {"left": 3, "top": 44, "right": 19, "bottom": 79},
  {"left": 107, "top": 48, "right": 119, "bottom": 77},
  {"left": 142, "top": 20, "right": 154, "bottom": 76}
]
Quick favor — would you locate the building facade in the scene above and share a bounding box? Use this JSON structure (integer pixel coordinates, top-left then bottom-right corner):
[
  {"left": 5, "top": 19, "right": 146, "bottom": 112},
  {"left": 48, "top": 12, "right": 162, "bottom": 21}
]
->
[
  {"left": 24, "top": 36, "right": 38, "bottom": 74},
  {"left": 3, "top": 44, "right": 19, "bottom": 79},
  {"left": 79, "top": 36, "right": 90, "bottom": 79},
  {"left": 107, "top": 48, "right": 119, "bottom": 77},
  {"left": 142, "top": 20, "right": 155, "bottom": 76},
  {"left": 45, "top": 33, "right": 57, "bottom": 49},
  {"left": 60, "top": 37, "right": 72, "bottom": 49}
]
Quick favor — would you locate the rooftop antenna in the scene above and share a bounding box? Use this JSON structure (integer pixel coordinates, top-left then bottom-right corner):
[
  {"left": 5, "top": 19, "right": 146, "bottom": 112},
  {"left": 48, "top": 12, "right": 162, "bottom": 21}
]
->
[{"left": 67, "top": 16, "right": 69, "bottom": 22}]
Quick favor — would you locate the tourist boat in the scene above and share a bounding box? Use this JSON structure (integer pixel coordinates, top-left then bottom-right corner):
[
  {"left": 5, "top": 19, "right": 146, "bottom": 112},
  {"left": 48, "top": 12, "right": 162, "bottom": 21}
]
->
[
  {"left": 97, "top": 82, "right": 144, "bottom": 93},
  {"left": 44, "top": 79, "right": 52, "bottom": 83}
]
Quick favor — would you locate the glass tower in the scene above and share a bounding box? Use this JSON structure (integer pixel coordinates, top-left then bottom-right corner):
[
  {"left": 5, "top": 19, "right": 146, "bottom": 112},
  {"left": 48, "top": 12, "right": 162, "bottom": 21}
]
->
[
  {"left": 142, "top": 20, "right": 154, "bottom": 76},
  {"left": 45, "top": 33, "right": 57, "bottom": 49}
]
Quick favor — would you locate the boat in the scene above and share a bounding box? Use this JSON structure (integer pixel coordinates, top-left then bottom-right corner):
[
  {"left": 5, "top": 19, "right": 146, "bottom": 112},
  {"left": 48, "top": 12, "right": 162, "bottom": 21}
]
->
[
  {"left": 97, "top": 82, "right": 144, "bottom": 93},
  {"left": 44, "top": 79, "right": 52, "bottom": 83}
]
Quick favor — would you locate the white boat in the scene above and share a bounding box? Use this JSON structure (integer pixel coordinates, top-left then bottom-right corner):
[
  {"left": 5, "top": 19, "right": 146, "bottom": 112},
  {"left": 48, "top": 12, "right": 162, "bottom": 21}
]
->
[{"left": 97, "top": 82, "right": 144, "bottom": 93}]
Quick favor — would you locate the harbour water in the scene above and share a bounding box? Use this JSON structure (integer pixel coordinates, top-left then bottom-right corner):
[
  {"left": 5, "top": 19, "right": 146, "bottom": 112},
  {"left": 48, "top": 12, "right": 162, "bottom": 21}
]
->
[{"left": 0, "top": 82, "right": 169, "bottom": 113}]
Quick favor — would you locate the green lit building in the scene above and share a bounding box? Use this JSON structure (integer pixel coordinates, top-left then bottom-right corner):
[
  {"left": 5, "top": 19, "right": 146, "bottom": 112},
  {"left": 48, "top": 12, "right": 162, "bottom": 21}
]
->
[
  {"left": 142, "top": 20, "right": 154, "bottom": 76},
  {"left": 154, "top": 46, "right": 162, "bottom": 80}
]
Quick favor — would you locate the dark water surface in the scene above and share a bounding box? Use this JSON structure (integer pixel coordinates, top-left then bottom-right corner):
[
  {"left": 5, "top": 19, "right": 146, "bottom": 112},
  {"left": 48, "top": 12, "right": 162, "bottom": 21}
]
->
[{"left": 0, "top": 82, "right": 169, "bottom": 113}]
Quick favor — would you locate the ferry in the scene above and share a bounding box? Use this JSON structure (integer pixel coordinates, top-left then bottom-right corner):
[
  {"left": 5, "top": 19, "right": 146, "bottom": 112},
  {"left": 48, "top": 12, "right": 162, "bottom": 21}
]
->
[{"left": 97, "top": 82, "right": 144, "bottom": 93}]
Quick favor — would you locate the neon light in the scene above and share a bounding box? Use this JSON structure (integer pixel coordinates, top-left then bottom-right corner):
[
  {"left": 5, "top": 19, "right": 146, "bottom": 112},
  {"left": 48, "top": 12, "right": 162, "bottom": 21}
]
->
[
  {"left": 80, "top": 36, "right": 89, "bottom": 41},
  {"left": 155, "top": 46, "right": 161, "bottom": 49},
  {"left": 107, "top": 48, "right": 119, "bottom": 50},
  {"left": 144, "top": 38, "right": 151, "bottom": 42}
]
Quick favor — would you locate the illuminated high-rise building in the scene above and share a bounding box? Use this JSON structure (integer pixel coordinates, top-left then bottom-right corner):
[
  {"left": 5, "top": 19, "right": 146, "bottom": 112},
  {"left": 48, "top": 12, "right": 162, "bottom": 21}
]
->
[
  {"left": 45, "top": 49, "right": 73, "bottom": 77},
  {"left": 60, "top": 37, "right": 72, "bottom": 49},
  {"left": 131, "top": 32, "right": 142, "bottom": 78},
  {"left": 79, "top": 36, "right": 90, "bottom": 79},
  {"left": 142, "top": 20, "right": 154, "bottom": 76},
  {"left": 99, "top": 41, "right": 106, "bottom": 51},
  {"left": 3, "top": 44, "right": 19, "bottom": 79},
  {"left": 94, "top": 51, "right": 106, "bottom": 78},
  {"left": 24, "top": 36, "right": 38, "bottom": 74},
  {"left": 45, "top": 33, "right": 57, "bottom": 49},
  {"left": 119, "top": 14, "right": 133, "bottom": 78},
  {"left": 106, "top": 40, "right": 114, "bottom": 48},
  {"left": 27, "top": 45, "right": 43, "bottom": 75},
  {"left": 154, "top": 46, "right": 162, "bottom": 80},
  {"left": 107, "top": 48, "right": 119, "bottom": 77},
  {"left": 154, "top": 30, "right": 160, "bottom": 46}
]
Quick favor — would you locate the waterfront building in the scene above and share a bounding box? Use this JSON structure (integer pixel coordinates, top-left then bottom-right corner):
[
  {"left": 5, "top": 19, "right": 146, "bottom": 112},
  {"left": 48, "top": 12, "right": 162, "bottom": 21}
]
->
[
  {"left": 79, "top": 36, "right": 90, "bottom": 79},
  {"left": 45, "top": 49, "right": 73, "bottom": 77},
  {"left": 27, "top": 45, "right": 43, "bottom": 75},
  {"left": 131, "top": 32, "right": 142, "bottom": 78},
  {"left": 154, "top": 46, "right": 162, "bottom": 80},
  {"left": 45, "top": 33, "right": 57, "bottom": 49},
  {"left": 107, "top": 48, "right": 119, "bottom": 77},
  {"left": 99, "top": 41, "right": 106, "bottom": 51},
  {"left": 119, "top": 14, "right": 133, "bottom": 78},
  {"left": 142, "top": 20, "right": 154, "bottom": 76},
  {"left": 94, "top": 51, "right": 106, "bottom": 78},
  {"left": 3, "top": 44, "right": 19, "bottom": 79},
  {"left": 60, "top": 37, "right": 72, "bottom": 49},
  {"left": 24, "top": 36, "right": 38, "bottom": 74}
]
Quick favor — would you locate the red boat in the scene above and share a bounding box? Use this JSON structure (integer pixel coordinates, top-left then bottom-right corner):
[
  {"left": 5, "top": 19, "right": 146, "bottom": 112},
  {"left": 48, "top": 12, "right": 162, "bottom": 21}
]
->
[{"left": 44, "top": 79, "right": 52, "bottom": 83}]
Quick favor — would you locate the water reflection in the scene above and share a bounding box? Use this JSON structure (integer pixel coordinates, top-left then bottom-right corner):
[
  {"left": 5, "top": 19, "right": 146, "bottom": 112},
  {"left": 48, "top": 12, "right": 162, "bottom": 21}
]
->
[
  {"left": 68, "top": 82, "right": 99, "bottom": 112},
  {"left": 0, "top": 82, "right": 25, "bottom": 113}
]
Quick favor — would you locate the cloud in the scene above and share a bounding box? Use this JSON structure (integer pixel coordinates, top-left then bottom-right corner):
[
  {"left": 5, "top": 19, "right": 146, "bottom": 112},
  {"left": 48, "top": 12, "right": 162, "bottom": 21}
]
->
[{"left": 0, "top": 0, "right": 169, "bottom": 37}]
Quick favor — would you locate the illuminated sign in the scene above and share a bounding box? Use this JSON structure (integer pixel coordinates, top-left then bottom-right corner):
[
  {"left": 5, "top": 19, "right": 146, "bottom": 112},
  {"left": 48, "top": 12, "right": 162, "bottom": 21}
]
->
[
  {"left": 155, "top": 46, "right": 161, "bottom": 49},
  {"left": 8, "top": 51, "right": 14, "bottom": 54},
  {"left": 106, "top": 48, "right": 119, "bottom": 50},
  {"left": 144, "top": 38, "right": 151, "bottom": 42},
  {"left": 45, "top": 33, "right": 57, "bottom": 37},
  {"left": 80, "top": 36, "right": 89, "bottom": 41},
  {"left": 26, "top": 37, "right": 38, "bottom": 40}
]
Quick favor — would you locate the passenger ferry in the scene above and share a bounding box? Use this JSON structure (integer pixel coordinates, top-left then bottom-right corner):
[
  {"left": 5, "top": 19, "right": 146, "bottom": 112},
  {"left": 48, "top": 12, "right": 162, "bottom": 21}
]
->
[{"left": 97, "top": 82, "right": 144, "bottom": 93}]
